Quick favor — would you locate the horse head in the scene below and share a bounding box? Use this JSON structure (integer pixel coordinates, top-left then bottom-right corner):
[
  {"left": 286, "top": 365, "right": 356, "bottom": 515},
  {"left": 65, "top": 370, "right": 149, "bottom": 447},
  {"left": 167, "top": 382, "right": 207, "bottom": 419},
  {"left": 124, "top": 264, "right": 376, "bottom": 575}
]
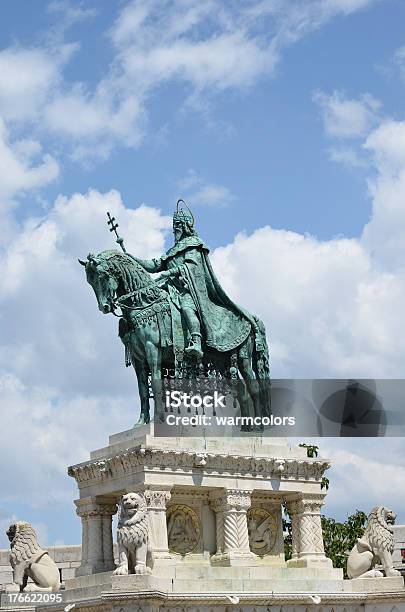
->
[
  {"left": 79, "top": 249, "right": 159, "bottom": 314},
  {"left": 79, "top": 251, "right": 119, "bottom": 314}
]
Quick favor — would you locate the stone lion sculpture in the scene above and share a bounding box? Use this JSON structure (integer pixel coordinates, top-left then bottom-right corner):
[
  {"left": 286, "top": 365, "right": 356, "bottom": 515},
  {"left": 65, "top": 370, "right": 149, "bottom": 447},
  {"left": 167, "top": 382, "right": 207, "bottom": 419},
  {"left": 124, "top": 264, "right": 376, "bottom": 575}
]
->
[
  {"left": 113, "top": 492, "right": 149, "bottom": 575},
  {"left": 5, "top": 522, "right": 60, "bottom": 592},
  {"left": 347, "top": 506, "right": 401, "bottom": 579}
]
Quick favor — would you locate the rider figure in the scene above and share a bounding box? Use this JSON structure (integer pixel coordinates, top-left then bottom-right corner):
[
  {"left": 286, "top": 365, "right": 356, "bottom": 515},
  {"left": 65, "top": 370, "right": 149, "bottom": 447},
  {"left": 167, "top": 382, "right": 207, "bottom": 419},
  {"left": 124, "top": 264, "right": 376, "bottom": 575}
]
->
[
  {"left": 132, "top": 199, "right": 262, "bottom": 362},
  {"left": 131, "top": 201, "right": 204, "bottom": 358}
]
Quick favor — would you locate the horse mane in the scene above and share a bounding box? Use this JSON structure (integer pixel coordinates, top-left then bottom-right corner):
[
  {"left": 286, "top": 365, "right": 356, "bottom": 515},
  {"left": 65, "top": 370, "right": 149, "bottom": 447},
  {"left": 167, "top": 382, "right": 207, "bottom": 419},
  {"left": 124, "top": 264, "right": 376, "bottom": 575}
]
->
[{"left": 97, "top": 250, "right": 155, "bottom": 293}]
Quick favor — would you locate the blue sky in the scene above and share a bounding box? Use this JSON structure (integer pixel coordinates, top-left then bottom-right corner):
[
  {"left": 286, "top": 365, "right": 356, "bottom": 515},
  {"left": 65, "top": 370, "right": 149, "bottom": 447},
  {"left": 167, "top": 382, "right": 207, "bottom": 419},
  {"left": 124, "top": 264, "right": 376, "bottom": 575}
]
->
[
  {"left": 1, "top": 0, "right": 405, "bottom": 547},
  {"left": 1, "top": 0, "right": 405, "bottom": 243}
]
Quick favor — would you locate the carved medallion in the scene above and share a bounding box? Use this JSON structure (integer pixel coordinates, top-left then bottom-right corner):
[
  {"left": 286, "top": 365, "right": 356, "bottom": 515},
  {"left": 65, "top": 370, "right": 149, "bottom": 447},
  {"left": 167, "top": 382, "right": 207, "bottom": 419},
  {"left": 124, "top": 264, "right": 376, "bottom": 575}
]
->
[
  {"left": 166, "top": 504, "right": 201, "bottom": 555},
  {"left": 247, "top": 507, "right": 278, "bottom": 556}
]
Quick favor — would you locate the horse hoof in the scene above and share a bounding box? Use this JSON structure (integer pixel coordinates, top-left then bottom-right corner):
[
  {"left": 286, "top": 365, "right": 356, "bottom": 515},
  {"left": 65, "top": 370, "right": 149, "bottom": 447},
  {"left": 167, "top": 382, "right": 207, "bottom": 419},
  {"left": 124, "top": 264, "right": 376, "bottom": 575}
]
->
[
  {"left": 185, "top": 346, "right": 203, "bottom": 358},
  {"left": 134, "top": 414, "right": 149, "bottom": 427}
]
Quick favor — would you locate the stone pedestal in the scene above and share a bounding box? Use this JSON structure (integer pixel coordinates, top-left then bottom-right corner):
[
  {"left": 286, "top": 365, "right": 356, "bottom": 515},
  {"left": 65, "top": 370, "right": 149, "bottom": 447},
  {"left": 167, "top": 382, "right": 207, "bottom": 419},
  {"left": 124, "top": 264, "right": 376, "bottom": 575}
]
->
[
  {"left": 68, "top": 426, "right": 334, "bottom": 577},
  {"left": 63, "top": 426, "right": 405, "bottom": 611}
]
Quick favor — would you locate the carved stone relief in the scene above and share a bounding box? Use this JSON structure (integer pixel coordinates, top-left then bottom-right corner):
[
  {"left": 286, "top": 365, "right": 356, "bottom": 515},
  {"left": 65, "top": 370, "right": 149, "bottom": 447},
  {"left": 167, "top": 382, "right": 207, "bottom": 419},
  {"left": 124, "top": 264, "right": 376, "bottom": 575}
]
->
[
  {"left": 247, "top": 507, "right": 278, "bottom": 556},
  {"left": 166, "top": 504, "right": 201, "bottom": 555}
]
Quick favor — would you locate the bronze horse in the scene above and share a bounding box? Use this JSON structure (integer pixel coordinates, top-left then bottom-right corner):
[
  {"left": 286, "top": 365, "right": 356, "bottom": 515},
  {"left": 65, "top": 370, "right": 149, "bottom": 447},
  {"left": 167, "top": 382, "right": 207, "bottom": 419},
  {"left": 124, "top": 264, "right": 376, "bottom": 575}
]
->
[{"left": 80, "top": 249, "right": 270, "bottom": 426}]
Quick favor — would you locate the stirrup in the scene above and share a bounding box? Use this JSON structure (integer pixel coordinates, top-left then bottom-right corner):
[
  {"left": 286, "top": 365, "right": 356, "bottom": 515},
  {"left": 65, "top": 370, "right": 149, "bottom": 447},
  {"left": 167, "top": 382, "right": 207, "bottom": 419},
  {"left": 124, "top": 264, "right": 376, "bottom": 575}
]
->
[{"left": 185, "top": 338, "right": 203, "bottom": 358}]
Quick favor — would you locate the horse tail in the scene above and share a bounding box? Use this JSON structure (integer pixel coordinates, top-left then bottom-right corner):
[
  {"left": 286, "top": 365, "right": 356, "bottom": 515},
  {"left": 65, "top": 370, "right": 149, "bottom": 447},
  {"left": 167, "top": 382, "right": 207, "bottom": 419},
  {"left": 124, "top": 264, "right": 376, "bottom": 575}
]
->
[{"left": 252, "top": 318, "right": 271, "bottom": 415}]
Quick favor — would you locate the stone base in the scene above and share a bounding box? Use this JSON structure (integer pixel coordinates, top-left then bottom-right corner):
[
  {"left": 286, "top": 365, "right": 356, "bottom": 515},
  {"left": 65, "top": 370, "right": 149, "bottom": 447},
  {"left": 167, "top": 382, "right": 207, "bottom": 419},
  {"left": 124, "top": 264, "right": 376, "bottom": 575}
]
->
[
  {"left": 63, "top": 565, "right": 348, "bottom": 595},
  {"left": 344, "top": 575, "right": 405, "bottom": 593},
  {"left": 57, "top": 569, "right": 405, "bottom": 612},
  {"left": 287, "top": 555, "right": 334, "bottom": 569},
  {"left": 210, "top": 551, "right": 257, "bottom": 566},
  {"left": 89, "top": 423, "right": 295, "bottom": 462},
  {"left": 66, "top": 427, "right": 405, "bottom": 612}
]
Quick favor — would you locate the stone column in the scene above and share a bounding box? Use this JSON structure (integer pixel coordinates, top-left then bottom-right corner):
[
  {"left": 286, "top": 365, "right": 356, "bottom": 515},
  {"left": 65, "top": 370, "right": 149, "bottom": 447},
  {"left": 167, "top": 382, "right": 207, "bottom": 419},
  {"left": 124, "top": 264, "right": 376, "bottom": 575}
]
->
[
  {"left": 209, "top": 489, "right": 255, "bottom": 566},
  {"left": 286, "top": 494, "right": 332, "bottom": 569},
  {"left": 144, "top": 488, "right": 172, "bottom": 565},
  {"left": 285, "top": 498, "right": 300, "bottom": 562},
  {"left": 75, "top": 501, "right": 89, "bottom": 577},
  {"left": 98, "top": 499, "right": 118, "bottom": 572},
  {"left": 75, "top": 497, "right": 117, "bottom": 576}
]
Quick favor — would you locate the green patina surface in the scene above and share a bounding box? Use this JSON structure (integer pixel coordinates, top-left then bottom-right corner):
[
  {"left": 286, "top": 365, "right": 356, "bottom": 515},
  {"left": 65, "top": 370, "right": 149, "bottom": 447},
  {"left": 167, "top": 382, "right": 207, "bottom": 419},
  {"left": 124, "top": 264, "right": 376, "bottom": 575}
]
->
[{"left": 80, "top": 200, "right": 271, "bottom": 426}]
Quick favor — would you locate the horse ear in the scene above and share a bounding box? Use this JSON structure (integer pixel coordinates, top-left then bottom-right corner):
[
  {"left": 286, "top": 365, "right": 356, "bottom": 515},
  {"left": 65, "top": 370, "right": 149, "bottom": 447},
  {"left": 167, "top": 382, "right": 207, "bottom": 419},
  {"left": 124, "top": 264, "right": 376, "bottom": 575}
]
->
[{"left": 78, "top": 258, "right": 87, "bottom": 266}]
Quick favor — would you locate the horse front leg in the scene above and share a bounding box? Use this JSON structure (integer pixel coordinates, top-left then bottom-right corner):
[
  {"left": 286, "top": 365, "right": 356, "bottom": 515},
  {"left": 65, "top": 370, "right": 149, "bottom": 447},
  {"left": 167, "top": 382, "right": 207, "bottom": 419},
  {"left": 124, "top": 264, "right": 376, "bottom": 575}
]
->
[
  {"left": 145, "top": 340, "right": 163, "bottom": 422},
  {"left": 134, "top": 360, "right": 150, "bottom": 426}
]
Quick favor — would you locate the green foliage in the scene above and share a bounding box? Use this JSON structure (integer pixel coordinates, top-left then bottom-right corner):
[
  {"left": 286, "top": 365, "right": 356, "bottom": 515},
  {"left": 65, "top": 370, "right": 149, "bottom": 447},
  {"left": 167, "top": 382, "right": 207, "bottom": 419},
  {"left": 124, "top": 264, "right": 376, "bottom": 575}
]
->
[
  {"left": 283, "top": 508, "right": 367, "bottom": 575},
  {"left": 321, "top": 476, "right": 330, "bottom": 490},
  {"left": 322, "top": 510, "right": 367, "bottom": 576},
  {"left": 299, "top": 443, "right": 319, "bottom": 457},
  {"left": 282, "top": 504, "right": 293, "bottom": 561}
]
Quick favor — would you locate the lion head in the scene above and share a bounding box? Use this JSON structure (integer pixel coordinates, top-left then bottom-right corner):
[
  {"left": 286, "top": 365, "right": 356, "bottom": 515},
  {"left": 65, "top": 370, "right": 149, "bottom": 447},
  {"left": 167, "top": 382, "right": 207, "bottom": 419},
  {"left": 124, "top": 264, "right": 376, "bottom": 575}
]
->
[
  {"left": 6, "top": 521, "right": 44, "bottom": 568},
  {"left": 364, "top": 506, "right": 396, "bottom": 554},
  {"left": 118, "top": 493, "right": 147, "bottom": 526},
  {"left": 117, "top": 493, "right": 148, "bottom": 550}
]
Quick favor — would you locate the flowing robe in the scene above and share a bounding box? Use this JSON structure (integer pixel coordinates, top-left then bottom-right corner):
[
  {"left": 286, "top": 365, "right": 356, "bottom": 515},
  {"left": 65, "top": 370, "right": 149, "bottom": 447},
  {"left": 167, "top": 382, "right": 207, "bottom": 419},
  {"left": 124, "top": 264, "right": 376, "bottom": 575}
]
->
[{"left": 143, "top": 235, "right": 256, "bottom": 352}]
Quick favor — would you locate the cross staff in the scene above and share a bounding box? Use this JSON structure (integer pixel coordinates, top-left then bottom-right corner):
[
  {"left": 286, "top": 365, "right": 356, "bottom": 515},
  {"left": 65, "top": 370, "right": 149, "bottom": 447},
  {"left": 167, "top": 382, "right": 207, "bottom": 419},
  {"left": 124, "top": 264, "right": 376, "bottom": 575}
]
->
[{"left": 107, "top": 211, "right": 127, "bottom": 253}]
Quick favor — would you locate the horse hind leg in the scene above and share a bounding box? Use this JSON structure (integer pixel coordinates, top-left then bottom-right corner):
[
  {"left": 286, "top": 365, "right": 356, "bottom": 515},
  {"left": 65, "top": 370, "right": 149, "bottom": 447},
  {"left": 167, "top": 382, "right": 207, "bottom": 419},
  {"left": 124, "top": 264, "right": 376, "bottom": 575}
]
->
[
  {"left": 145, "top": 338, "right": 164, "bottom": 422},
  {"left": 238, "top": 334, "right": 266, "bottom": 427},
  {"left": 238, "top": 356, "right": 261, "bottom": 424},
  {"left": 134, "top": 360, "right": 150, "bottom": 426}
]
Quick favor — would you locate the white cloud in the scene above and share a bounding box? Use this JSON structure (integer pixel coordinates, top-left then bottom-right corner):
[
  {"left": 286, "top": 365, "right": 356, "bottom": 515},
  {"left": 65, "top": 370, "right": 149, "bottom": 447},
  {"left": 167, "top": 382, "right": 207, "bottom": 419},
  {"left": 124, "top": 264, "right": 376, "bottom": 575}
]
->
[
  {"left": 119, "top": 31, "right": 275, "bottom": 92},
  {"left": 0, "top": 45, "right": 75, "bottom": 123},
  {"left": 44, "top": 86, "right": 145, "bottom": 162},
  {"left": 0, "top": 190, "right": 170, "bottom": 394},
  {"left": 0, "top": 0, "right": 379, "bottom": 163},
  {"left": 178, "top": 170, "right": 235, "bottom": 208},
  {"left": 47, "top": 0, "right": 97, "bottom": 32},
  {"left": 392, "top": 45, "right": 405, "bottom": 83},
  {"left": 0, "top": 372, "right": 133, "bottom": 508},
  {"left": 364, "top": 180, "right": 405, "bottom": 268},
  {"left": 0, "top": 190, "right": 171, "bottom": 511},
  {"left": 212, "top": 226, "right": 405, "bottom": 378},
  {"left": 314, "top": 90, "right": 380, "bottom": 138},
  {"left": 364, "top": 119, "right": 405, "bottom": 175},
  {"left": 110, "top": 0, "right": 380, "bottom": 97},
  {"left": 321, "top": 438, "right": 405, "bottom": 523},
  {"left": 328, "top": 145, "right": 367, "bottom": 167},
  {"left": 314, "top": 94, "right": 405, "bottom": 271},
  {"left": 323, "top": 0, "right": 379, "bottom": 13},
  {"left": 0, "top": 119, "right": 59, "bottom": 202}
]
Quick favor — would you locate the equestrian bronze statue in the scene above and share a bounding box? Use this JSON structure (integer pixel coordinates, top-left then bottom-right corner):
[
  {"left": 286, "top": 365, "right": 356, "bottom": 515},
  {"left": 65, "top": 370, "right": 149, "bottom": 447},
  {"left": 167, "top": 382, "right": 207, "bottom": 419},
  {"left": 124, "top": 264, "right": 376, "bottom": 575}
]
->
[{"left": 79, "top": 200, "right": 270, "bottom": 426}]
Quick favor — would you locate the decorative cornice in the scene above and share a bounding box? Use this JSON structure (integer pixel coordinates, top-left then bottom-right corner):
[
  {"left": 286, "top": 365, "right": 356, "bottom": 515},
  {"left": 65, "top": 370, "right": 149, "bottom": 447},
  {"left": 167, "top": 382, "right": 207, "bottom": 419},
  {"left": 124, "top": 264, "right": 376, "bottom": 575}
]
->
[
  {"left": 68, "top": 446, "right": 331, "bottom": 486},
  {"left": 34, "top": 588, "right": 405, "bottom": 612},
  {"left": 99, "top": 589, "right": 405, "bottom": 606},
  {"left": 144, "top": 489, "right": 171, "bottom": 509},
  {"left": 210, "top": 488, "right": 252, "bottom": 512},
  {"left": 74, "top": 498, "right": 117, "bottom": 517}
]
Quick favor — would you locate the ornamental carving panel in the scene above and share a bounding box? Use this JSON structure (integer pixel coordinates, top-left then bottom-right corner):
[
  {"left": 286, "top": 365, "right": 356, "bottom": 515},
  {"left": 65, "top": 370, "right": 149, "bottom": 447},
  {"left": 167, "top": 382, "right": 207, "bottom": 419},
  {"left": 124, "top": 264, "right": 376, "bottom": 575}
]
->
[
  {"left": 166, "top": 504, "right": 201, "bottom": 555},
  {"left": 247, "top": 507, "right": 278, "bottom": 556}
]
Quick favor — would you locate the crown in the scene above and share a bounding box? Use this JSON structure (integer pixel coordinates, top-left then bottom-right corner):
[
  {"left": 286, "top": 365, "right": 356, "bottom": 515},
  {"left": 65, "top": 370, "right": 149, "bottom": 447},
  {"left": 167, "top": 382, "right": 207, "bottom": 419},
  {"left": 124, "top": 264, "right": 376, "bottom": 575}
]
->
[{"left": 173, "top": 199, "right": 194, "bottom": 226}]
